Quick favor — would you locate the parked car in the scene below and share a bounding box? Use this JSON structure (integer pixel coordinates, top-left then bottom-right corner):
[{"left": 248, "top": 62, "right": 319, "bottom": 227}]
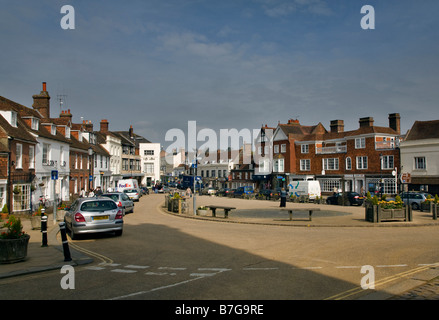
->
[
  {"left": 102, "top": 192, "right": 134, "bottom": 214},
  {"left": 326, "top": 192, "right": 364, "bottom": 206},
  {"left": 123, "top": 188, "right": 141, "bottom": 201},
  {"left": 233, "top": 186, "right": 254, "bottom": 198},
  {"left": 258, "top": 189, "right": 277, "bottom": 199},
  {"left": 399, "top": 192, "right": 432, "bottom": 210},
  {"left": 202, "top": 187, "right": 217, "bottom": 195},
  {"left": 217, "top": 188, "right": 232, "bottom": 197},
  {"left": 64, "top": 197, "right": 123, "bottom": 239}
]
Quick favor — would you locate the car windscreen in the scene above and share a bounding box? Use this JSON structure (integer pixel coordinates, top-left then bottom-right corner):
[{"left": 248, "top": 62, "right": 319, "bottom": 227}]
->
[
  {"left": 80, "top": 200, "right": 117, "bottom": 212},
  {"left": 102, "top": 194, "right": 118, "bottom": 201}
]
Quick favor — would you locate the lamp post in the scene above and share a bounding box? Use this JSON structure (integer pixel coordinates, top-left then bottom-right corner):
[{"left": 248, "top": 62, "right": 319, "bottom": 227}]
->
[{"left": 88, "top": 147, "right": 94, "bottom": 193}]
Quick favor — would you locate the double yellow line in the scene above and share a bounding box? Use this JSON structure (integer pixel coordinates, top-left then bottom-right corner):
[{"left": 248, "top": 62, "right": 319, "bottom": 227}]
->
[
  {"left": 67, "top": 240, "right": 114, "bottom": 265},
  {"left": 325, "top": 263, "right": 439, "bottom": 300}
]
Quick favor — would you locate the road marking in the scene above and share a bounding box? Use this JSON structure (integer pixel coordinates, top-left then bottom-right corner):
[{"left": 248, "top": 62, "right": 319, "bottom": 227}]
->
[
  {"left": 243, "top": 267, "right": 279, "bottom": 270},
  {"left": 125, "top": 265, "right": 150, "bottom": 269},
  {"left": 325, "top": 263, "right": 439, "bottom": 300},
  {"left": 111, "top": 269, "right": 137, "bottom": 273},
  {"left": 335, "top": 266, "right": 362, "bottom": 269},
  {"left": 198, "top": 268, "right": 231, "bottom": 272},
  {"left": 108, "top": 276, "right": 206, "bottom": 300},
  {"left": 376, "top": 264, "right": 408, "bottom": 268},
  {"left": 158, "top": 267, "right": 187, "bottom": 271},
  {"left": 190, "top": 273, "right": 217, "bottom": 277},
  {"left": 84, "top": 266, "right": 106, "bottom": 271},
  {"left": 145, "top": 272, "right": 172, "bottom": 276},
  {"left": 100, "top": 263, "right": 121, "bottom": 267}
]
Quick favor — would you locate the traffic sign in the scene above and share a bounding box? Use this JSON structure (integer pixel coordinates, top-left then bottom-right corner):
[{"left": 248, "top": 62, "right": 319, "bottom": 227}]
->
[{"left": 51, "top": 170, "right": 58, "bottom": 180}]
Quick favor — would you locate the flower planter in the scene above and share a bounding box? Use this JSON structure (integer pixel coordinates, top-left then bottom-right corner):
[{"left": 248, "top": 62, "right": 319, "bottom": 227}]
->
[
  {"left": 197, "top": 209, "right": 208, "bottom": 216},
  {"left": 30, "top": 215, "right": 42, "bottom": 230},
  {"left": 377, "top": 207, "right": 406, "bottom": 222},
  {"left": 0, "top": 234, "right": 30, "bottom": 264}
]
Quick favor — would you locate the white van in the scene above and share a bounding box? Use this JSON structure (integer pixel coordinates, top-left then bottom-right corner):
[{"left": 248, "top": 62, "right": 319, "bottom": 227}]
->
[
  {"left": 288, "top": 180, "right": 321, "bottom": 200},
  {"left": 117, "top": 179, "right": 140, "bottom": 193}
]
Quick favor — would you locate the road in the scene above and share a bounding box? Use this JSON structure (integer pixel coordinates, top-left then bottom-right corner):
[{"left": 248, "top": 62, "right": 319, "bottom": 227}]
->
[{"left": 1, "top": 193, "right": 439, "bottom": 303}]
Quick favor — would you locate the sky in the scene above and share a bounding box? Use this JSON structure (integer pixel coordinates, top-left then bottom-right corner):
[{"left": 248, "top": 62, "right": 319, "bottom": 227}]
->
[{"left": 1, "top": 0, "right": 438, "bottom": 152}]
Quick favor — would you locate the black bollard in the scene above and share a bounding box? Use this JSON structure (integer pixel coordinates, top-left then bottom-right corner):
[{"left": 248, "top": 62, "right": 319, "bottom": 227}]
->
[
  {"left": 59, "top": 222, "right": 72, "bottom": 262},
  {"left": 41, "top": 215, "right": 48, "bottom": 247}
]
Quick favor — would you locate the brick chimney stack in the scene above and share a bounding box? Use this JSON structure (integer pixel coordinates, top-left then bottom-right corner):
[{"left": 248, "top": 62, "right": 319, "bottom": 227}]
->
[
  {"left": 388, "top": 113, "right": 401, "bottom": 135},
  {"left": 100, "top": 119, "right": 109, "bottom": 133},
  {"left": 82, "top": 120, "right": 93, "bottom": 132},
  {"left": 359, "top": 117, "right": 374, "bottom": 128},
  {"left": 59, "top": 109, "right": 73, "bottom": 120},
  {"left": 32, "top": 82, "right": 51, "bottom": 119},
  {"left": 129, "top": 125, "right": 133, "bottom": 139},
  {"left": 330, "top": 120, "right": 344, "bottom": 133}
]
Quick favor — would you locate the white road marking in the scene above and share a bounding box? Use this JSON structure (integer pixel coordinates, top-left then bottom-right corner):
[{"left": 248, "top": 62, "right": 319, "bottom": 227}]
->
[
  {"left": 243, "top": 267, "right": 279, "bottom": 270},
  {"left": 111, "top": 269, "right": 138, "bottom": 273},
  {"left": 84, "top": 266, "right": 106, "bottom": 271},
  {"left": 158, "top": 267, "right": 187, "bottom": 271},
  {"left": 190, "top": 273, "right": 217, "bottom": 277},
  {"left": 125, "top": 265, "right": 150, "bottom": 269},
  {"left": 376, "top": 264, "right": 408, "bottom": 268}
]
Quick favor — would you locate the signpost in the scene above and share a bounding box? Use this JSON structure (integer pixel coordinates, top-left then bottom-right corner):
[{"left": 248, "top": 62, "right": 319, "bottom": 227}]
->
[{"left": 51, "top": 170, "right": 58, "bottom": 224}]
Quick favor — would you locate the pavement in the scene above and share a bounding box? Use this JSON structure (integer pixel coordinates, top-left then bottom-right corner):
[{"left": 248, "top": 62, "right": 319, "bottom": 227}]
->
[{"left": 1, "top": 196, "right": 439, "bottom": 300}]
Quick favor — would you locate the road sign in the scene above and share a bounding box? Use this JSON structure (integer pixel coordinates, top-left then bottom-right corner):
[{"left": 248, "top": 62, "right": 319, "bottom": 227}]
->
[
  {"left": 51, "top": 170, "right": 58, "bottom": 180},
  {"left": 401, "top": 173, "right": 411, "bottom": 184}
]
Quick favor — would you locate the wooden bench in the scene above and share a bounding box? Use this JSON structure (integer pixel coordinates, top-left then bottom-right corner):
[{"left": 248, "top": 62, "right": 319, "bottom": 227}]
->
[
  {"left": 281, "top": 208, "right": 320, "bottom": 221},
  {"left": 205, "top": 205, "right": 236, "bottom": 219}
]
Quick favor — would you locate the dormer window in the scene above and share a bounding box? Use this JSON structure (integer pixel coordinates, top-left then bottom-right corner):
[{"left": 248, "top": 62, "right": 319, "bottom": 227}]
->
[
  {"left": 51, "top": 125, "right": 56, "bottom": 135},
  {"left": 0, "top": 110, "right": 17, "bottom": 127},
  {"left": 65, "top": 126, "right": 70, "bottom": 139},
  {"left": 31, "top": 118, "right": 39, "bottom": 130},
  {"left": 11, "top": 111, "right": 17, "bottom": 127}
]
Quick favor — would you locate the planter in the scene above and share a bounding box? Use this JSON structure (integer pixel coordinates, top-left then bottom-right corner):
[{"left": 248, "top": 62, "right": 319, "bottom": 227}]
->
[
  {"left": 1, "top": 213, "right": 8, "bottom": 220},
  {"left": 56, "top": 210, "right": 66, "bottom": 221},
  {"left": 197, "top": 209, "right": 208, "bottom": 216},
  {"left": 30, "top": 215, "right": 42, "bottom": 230},
  {"left": 377, "top": 207, "right": 406, "bottom": 222},
  {"left": 0, "top": 234, "right": 31, "bottom": 264},
  {"left": 365, "top": 204, "right": 378, "bottom": 222},
  {"left": 420, "top": 202, "right": 432, "bottom": 212}
]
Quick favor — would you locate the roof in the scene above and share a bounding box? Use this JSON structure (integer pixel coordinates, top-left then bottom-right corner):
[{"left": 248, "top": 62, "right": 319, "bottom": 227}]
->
[{"left": 405, "top": 120, "right": 439, "bottom": 141}]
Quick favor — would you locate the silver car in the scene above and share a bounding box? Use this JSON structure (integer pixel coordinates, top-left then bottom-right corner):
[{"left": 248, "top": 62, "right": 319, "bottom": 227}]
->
[
  {"left": 399, "top": 192, "right": 432, "bottom": 210},
  {"left": 123, "top": 188, "right": 141, "bottom": 201},
  {"left": 102, "top": 192, "right": 134, "bottom": 214},
  {"left": 64, "top": 197, "right": 123, "bottom": 239}
]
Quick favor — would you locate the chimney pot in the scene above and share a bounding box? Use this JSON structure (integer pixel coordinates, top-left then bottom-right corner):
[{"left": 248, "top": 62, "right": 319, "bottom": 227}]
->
[{"left": 42, "top": 82, "right": 47, "bottom": 91}]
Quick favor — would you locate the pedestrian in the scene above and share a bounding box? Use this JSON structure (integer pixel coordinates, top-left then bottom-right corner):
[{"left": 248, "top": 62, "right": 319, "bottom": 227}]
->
[
  {"left": 280, "top": 188, "right": 287, "bottom": 207},
  {"left": 95, "top": 186, "right": 103, "bottom": 196},
  {"left": 80, "top": 188, "right": 86, "bottom": 198},
  {"left": 88, "top": 189, "right": 95, "bottom": 197},
  {"left": 186, "top": 187, "right": 192, "bottom": 198}
]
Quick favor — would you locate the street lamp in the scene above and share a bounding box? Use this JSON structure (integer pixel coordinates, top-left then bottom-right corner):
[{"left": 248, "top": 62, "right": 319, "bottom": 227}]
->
[{"left": 88, "top": 147, "right": 94, "bottom": 192}]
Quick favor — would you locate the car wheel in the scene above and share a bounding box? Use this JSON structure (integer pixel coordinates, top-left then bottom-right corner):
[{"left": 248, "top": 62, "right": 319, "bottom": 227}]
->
[
  {"left": 326, "top": 199, "right": 331, "bottom": 205},
  {"left": 412, "top": 202, "right": 419, "bottom": 210}
]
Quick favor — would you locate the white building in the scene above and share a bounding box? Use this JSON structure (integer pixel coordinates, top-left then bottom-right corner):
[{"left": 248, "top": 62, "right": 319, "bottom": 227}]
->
[
  {"left": 139, "top": 142, "right": 161, "bottom": 187},
  {"left": 400, "top": 120, "right": 439, "bottom": 195}
]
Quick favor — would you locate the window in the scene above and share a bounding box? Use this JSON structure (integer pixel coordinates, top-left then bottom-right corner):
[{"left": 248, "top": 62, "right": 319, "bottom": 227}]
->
[
  {"left": 381, "top": 155, "right": 394, "bottom": 170},
  {"left": 42, "top": 143, "right": 50, "bottom": 164},
  {"left": 323, "top": 158, "right": 339, "bottom": 170},
  {"left": 281, "top": 144, "right": 287, "bottom": 153},
  {"left": 16, "top": 144, "right": 23, "bottom": 169},
  {"left": 345, "top": 157, "right": 352, "bottom": 170},
  {"left": 11, "top": 111, "right": 17, "bottom": 127},
  {"left": 13, "top": 184, "right": 31, "bottom": 212},
  {"left": 274, "top": 145, "right": 279, "bottom": 153},
  {"left": 301, "top": 144, "right": 309, "bottom": 154},
  {"left": 415, "top": 157, "right": 426, "bottom": 170},
  {"left": 31, "top": 118, "right": 39, "bottom": 130},
  {"left": 144, "top": 150, "right": 154, "bottom": 156},
  {"left": 356, "top": 156, "right": 368, "bottom": 169},
  {"left": 145, "top": 163, "right": 154, "bottom": 173},
  {"left": 273, "top": 159, "right": 284, "bottom": 172},
  {"left": 355, "top": 137, "right": 366, "bottom": 149},
  {"left": 51, "top": 125, "right": 56, "bottom": 135},
  {"left": 300, "top": 159, "right": 310, "bottom": 171},
  {"left": 29, "top": 146, "right": 35, "bottom": 169},
  {"left": 211, "top": 170, "right": 216, "bottom": 177}
]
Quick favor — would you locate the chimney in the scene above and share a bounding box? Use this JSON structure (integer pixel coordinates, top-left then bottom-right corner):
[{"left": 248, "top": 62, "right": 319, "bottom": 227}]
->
[
  {"left": 100, "top": 119, "right": 109, "bottom": 133},
  {"left": 59, "top": 109, "right": 73, "bottom": 120},
  {"left": 330, "top": 120, "right": 344, "bottom": 133},
  {"left": 82, "top": 120, "right": 93, "bottom": 132},
  {"left": 359, "top": 117, "right": 374, "bottom": 128},
  {"left": 32, "top": 82, "right": 51, "bottom": 119},
  {"left": 388, "top": 113, "right": 401, "bottom": 135},
  {"left": 129, "top": 125, "right": 133, "bottom": 139}
]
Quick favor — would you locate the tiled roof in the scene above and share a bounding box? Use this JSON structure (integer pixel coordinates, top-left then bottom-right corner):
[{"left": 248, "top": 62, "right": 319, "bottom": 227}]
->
[{"left": 405, "top": 120, "right": 439, "bottom": 141}]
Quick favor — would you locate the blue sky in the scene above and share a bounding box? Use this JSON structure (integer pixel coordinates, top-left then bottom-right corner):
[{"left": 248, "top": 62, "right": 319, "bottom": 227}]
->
[{"left": 1, "top": 0, "right": 438, "bottom": 149}]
